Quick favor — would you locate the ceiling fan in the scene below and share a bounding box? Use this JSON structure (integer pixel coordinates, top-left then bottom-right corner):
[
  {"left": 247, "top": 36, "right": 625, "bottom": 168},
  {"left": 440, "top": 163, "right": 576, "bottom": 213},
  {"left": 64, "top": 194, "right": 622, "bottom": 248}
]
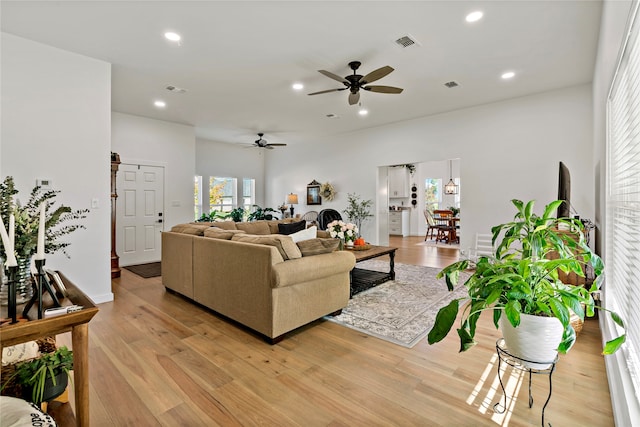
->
[
  {"left": 308, "top": 61, "right": 404, "bottom": 105},
  {"left": 252, "top": 133, "right": 286, "bottom": 149}
]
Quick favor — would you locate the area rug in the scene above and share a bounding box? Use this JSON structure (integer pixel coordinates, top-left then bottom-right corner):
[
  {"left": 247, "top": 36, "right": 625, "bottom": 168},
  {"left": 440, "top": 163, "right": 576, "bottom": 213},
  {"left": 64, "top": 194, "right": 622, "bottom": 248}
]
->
[
  {"left": 123, "top": 262, "right": 162, "bottom": 278},
  {"left": 325, "top": 260, "right": 469, "bottom": 348}
]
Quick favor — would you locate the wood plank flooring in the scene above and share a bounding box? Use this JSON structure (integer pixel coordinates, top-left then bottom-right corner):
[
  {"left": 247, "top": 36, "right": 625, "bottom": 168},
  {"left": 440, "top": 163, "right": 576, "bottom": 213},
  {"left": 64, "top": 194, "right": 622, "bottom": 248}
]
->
[{"left": 60, "top": 236, "right": 613, "bottom": 426}]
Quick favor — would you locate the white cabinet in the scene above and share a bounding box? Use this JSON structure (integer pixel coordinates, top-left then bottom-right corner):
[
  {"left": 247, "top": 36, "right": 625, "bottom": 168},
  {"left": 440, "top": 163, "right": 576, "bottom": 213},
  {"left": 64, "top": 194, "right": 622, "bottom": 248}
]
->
[
  {"left": 389, "top": 210, "right": 410, "bottom": 236},
  {"left": 388, "top": 167, "right": 409, "bottom": 198}
]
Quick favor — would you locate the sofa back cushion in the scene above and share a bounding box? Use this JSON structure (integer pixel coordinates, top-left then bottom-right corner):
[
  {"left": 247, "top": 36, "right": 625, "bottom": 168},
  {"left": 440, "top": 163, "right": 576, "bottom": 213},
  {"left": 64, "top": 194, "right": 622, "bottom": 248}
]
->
[
  {"left": 235, "top": 221, "right": 271, "bottom": 235},
  {"left": 204, "top": 227, "right": 247, "bottom": 240},
  {"left": 296, "top": 238, "right": 340, "bottom": 256},
  {"left": 170, "top": 223, "right": 211, "bottom": 235},
  {"left": 232, "top": 234, "right": 302, "bottom": 260},
  {"left": 209, "top": 221, "right": 238, "bottom": 230}
]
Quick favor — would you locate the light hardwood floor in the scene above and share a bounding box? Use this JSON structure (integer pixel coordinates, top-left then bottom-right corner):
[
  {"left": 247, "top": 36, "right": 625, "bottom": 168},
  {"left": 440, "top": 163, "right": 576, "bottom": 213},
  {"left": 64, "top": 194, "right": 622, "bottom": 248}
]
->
[{"left": 61, "top": 236, "right": 613, "bottom": 426}]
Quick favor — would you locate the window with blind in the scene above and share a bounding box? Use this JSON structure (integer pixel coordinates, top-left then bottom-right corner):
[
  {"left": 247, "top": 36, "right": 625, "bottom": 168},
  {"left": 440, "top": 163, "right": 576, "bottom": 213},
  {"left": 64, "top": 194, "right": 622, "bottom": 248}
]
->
[{"left": 606, "top": 1, "right": 640, "bottom": 419}]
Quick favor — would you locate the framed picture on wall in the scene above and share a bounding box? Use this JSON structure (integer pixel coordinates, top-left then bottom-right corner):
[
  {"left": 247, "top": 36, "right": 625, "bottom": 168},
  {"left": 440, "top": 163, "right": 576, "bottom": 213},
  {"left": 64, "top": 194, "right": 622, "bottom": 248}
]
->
[{"left": 307, "top": 180, "right": 322, "bottom": 205}]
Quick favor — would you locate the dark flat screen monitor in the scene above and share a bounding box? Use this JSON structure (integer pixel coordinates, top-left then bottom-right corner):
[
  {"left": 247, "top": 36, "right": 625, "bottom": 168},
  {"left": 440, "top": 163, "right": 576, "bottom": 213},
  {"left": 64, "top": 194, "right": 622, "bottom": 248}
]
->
[{"left": 557, "top": 161, "right": 571, "bottom": 218}]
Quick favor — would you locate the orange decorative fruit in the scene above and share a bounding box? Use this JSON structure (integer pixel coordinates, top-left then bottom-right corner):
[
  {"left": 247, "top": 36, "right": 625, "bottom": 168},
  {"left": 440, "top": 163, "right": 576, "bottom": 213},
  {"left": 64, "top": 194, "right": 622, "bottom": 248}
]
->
[{"left": 354, "top": 237, "right": 365, "bottom": 246}]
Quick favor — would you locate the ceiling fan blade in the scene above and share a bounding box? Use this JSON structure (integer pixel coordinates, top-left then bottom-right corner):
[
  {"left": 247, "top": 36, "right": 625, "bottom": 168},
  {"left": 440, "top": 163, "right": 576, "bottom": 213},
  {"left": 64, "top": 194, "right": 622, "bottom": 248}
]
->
[
  {"left": 363, "top": 85, "right": 404, "bottom": 94},
  {"left": 348, "top": 91, "right": 360, "bottom": 105},
  {"left": 266, "top": 143, "right": 287, "bottom": 147},
  {"left": 308, "top": 88, "right": 347, "bottom": 96},
  {"left": 265, "top": 145, "right": 275, "bottom": 150},
  {"left": 361, "top": 66, "right": 394, "bottom": 84},
  {"left": 318, "top": 70, "right": 349, "bottom": 84}
]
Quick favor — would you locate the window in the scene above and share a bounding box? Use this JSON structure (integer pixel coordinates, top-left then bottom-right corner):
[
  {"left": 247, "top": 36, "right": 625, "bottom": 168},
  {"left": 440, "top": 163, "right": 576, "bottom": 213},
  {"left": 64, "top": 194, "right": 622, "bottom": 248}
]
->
[
  {"left": 209, "top": 177, "right": 236, "bottom": 212},
  {"left": 606, "top": 3, "right": 640, "bottom": 419},
  {"left": 194, "top": 176, "right": 203, "bottom": 220},
  {"left": 424, "top": 178, "right": 441, "bottom": 212},
  {"left": 243, "top": 178, "right": 255, "bottom": 210}
]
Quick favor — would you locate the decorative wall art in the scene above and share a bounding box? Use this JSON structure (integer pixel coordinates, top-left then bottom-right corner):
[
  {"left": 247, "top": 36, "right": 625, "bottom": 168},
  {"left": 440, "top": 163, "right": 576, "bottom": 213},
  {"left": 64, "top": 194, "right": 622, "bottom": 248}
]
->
[{"left": 307, "top": 180, "right": 322, "bottom": 205}]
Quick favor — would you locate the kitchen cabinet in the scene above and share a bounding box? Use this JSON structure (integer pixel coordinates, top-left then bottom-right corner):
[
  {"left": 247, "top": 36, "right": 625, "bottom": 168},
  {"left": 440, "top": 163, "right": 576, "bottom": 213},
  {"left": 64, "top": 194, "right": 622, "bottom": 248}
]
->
[
  {"left": 388, "top": 167, "right": 409, "bottom": 198},
  {"left": 389, "top": 210, "right": 410, "bottom": 236}
]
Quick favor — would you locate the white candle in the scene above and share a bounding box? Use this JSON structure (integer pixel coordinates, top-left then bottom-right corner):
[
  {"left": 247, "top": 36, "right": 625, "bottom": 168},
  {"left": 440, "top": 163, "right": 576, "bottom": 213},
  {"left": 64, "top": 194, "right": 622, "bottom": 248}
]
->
[
  {"left": 0, "top": 214, "right": 18, "bottom": 267},
  {"left": 35, "top": 203, "right": 46, "bottom": 260}
]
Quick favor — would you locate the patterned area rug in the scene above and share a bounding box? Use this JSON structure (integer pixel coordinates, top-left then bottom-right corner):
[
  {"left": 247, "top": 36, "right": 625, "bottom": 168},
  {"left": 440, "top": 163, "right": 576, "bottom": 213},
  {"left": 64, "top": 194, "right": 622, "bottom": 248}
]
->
[{"left": 325, "top": 261, "right": 469, "bottom": 348}]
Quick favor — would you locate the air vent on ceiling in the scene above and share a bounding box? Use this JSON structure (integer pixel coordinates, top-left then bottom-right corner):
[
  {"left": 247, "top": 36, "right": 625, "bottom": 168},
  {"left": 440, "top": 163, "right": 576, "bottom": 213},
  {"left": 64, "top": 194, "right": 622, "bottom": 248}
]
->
[
  {"left": 395, "top": 35, "right": 420, "bottom": 48},
  {"left": 444, "top": 81, "right": 459, "bottom": 88},
  {"left": 326, "top": 113, "right": 339, "bottom": 119},
  {"left": 165, "top": 85, "right": 187, "bottom": 93}
]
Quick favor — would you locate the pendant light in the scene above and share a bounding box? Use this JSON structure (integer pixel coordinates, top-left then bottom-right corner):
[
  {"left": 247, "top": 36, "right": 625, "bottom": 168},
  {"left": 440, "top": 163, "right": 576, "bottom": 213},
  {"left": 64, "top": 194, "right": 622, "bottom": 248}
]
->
[{"left": 444, "top": 160, "right": 459, "bottom": 195}]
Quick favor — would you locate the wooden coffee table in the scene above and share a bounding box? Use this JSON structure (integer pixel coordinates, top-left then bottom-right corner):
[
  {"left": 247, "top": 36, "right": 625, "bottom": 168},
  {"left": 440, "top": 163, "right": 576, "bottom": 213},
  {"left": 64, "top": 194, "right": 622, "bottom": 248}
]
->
[{"left": 346, "top": 245, "right": 397, "bottom": 297}]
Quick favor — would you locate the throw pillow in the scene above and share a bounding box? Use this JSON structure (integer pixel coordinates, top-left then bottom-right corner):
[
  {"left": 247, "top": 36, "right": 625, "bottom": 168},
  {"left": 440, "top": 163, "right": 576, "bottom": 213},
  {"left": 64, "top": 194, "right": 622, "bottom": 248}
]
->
[
  {"left": 288, "top": 226, "right": 317, "bottom": 243},
  {"left": 297, "top": 238, "right": 340, "bottom": 256},
  {"left": 203, "top": 228, "right": 246, "bottom": 240},
  {"left": 0, "top": 396, "right": 57, "bottom": 427},
  {"left": 278, "top": 220, "right": 306, "bottom": 235},
  {"left": 232, "top": 234, "right": 302, "bottom": 260},
  {"left": 235, "top": 221, "right": 271, "bottom": 235}
]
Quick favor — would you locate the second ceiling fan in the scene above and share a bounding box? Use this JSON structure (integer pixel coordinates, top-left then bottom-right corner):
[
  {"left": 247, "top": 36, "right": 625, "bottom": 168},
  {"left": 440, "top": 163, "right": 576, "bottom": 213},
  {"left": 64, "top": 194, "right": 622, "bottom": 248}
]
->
[{"left": 308, "top": 61, "right": 404, "bottom": 105}]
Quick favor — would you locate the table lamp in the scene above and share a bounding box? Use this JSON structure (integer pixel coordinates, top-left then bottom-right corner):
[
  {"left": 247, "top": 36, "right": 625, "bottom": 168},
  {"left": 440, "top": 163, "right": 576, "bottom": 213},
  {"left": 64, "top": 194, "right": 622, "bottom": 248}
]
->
[{"left": 287, "top": 193, "right": 298, "bottom": 216}]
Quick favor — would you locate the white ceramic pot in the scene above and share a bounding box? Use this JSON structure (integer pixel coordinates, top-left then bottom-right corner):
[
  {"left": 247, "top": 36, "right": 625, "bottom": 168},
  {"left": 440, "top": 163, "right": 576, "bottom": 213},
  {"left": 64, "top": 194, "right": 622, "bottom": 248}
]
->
[{"left": 500, "top": 313, "right": 563, "bottom": 370}]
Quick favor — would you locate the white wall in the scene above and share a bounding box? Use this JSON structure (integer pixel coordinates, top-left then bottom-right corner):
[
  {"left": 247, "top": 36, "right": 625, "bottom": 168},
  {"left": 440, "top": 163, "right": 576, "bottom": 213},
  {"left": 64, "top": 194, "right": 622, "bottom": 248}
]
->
[
  {"left": 1, "top": 33, "right": 112, "bottom": 303},
  {"left": 111, "top": 112, "right": 195, "bottom": 228},
  {"left": 266, "top": 84, "right": 594, "bottom": 251},
  {"left": 195, "top": 138, "right": 266, "bottom": 210}
]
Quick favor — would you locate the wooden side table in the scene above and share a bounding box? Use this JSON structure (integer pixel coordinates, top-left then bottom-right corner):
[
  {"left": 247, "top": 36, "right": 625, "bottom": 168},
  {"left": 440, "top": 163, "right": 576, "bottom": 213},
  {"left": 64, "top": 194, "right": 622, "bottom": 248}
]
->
[{"left": 1, "top": 273, "right": 99, "bottom": 426}]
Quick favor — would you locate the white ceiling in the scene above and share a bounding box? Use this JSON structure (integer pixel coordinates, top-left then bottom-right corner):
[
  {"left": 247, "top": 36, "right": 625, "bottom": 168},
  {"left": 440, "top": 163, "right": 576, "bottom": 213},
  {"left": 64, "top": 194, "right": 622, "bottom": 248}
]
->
[{"left": 1, "top": 1, "right": 603, "bottom": 146}]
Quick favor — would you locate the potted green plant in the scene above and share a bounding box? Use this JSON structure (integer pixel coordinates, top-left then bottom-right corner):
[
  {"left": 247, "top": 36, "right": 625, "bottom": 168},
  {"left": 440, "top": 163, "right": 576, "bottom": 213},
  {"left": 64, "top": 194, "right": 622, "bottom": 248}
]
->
[
  {"left": 343, "top": 193, "right": 373, "bottom": 235},
  {"left": 247, "top": 205, "right": 276, "bottom": 221},
  {"left": 427, "top": 199, "right": 625, "bottom": 364},
  {"left": 228, "top": 207, "right": 245, "bottom": 222},
  {"left": 2, "top": 346, "right": 73, "bottom": 405}
]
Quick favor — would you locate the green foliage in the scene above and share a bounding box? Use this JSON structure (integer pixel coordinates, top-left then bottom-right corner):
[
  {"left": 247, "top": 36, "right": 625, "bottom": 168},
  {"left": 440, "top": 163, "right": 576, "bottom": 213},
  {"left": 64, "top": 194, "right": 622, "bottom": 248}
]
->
[
  {"left": 229, "top": 207, "right": 245, "bottom": 222},
  {"left": 447, "top": 206, "right": 460, "bottom": 217},
  {"left": 428, "top": 199, "right": 625, "bottom": 355},
  {"left": 343, "top": 193, "right": 373, "bottom": 233},
  {"left": 195, "top": 210, "right": 229, "bottom": 222},
  {"left": 1, "top": 176, "right": 89, "bottom": 259},
  {"left": 2, "top": 346, "right": 73, "bottom": 404},
  {"left": 247, "top": 205, "right": 276, "bottom": 221}
]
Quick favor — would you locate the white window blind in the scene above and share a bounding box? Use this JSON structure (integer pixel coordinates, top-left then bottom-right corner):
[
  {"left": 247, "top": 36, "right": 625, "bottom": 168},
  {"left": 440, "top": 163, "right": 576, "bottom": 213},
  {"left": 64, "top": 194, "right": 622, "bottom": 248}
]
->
[{"left": 606, "top": 1, "right": 640, "bottom": 414}]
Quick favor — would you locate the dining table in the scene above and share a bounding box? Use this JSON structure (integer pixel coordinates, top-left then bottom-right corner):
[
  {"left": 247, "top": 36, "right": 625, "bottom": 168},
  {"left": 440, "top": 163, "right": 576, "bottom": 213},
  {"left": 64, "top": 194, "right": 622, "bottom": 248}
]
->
[{"left": 433, "top": 214, "right": 460, "bottom": 244}]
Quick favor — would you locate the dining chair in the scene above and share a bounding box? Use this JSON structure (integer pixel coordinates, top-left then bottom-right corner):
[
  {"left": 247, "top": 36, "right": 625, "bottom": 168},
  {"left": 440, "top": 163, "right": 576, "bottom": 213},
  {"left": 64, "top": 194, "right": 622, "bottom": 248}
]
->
[
  {"left": 433, "top": 210, "right": 456, "bottom": 244},
  {"left": 300, "top": 210, "right": 319, "bottom": 227},
  {"left": 423, "top": 209, "right": 439, "bottom": 241}
]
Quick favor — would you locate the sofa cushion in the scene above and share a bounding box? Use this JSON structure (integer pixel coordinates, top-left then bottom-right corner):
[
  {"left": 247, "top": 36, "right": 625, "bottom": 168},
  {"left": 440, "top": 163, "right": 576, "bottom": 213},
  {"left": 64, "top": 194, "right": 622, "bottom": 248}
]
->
[
  {"left": 289, "top": 226, "right": 317, "bottom": 243},
  {"left": 209, "top": 221, "right": 238, "bottom": 230},
  {"left": 267, "top": 218, "right": 296, "bottom": 234},
  {"left": 204, "top": 227, "right": 246, "bottom": 240},
  {"left": 235, "top": 221, "right": 271, "bottom": 235},
  {"left": 296, "top": 238, "right": 340, "bottom": 256},
  {"left": 278, "top": 220, "right": 306, "bottom": 235},
  {"left": 170, "top": 223, "right": 211, "bottom": 235},
  {"left": 232, "top": 234, "right": 302, "bottom": 260}
]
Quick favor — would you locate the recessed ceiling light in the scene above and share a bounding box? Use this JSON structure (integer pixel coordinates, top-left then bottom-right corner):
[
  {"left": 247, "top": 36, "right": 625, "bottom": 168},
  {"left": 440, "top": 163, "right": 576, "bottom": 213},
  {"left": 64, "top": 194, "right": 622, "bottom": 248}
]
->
[
  {"left": 154, "top": 100, "right": 166, "bottom": 108},
  {"left": 358, "top": 109, "right": 368, "bottom": 116},
  {"left": 164, "top": 32, "right": 181, "bottom": 42},
  {"left": 466, "top": 11, "right": 483, "bottom": 23},
  {"left": 501, "top": 71, "right": 516, "bottom": 79},
  {"left": 292, "top": 83, "right": 304, "bottom": 90}
]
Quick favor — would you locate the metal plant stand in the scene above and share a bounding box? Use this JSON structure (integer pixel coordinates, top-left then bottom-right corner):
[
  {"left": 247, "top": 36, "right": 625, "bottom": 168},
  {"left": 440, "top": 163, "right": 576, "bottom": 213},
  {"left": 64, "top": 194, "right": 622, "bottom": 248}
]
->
[{"left": 494, "top": 338, "right": 558, "bottom": 427}]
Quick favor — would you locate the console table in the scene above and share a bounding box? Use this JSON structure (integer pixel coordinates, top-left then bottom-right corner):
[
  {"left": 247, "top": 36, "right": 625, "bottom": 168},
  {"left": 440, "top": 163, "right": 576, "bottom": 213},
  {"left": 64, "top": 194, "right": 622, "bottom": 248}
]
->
[{"left": 1, "top": 272, "right": 99, "bottom": 426}]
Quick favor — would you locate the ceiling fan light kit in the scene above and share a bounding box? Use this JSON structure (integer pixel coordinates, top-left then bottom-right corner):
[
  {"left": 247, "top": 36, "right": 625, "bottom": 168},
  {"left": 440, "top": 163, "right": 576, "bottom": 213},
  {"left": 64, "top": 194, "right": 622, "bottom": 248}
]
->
[
  {"left": 253, "top": 133, "right": 286, "bottom": 149},
  {"left": 309, "top": 61, "right": 404, "bottom": 105}
]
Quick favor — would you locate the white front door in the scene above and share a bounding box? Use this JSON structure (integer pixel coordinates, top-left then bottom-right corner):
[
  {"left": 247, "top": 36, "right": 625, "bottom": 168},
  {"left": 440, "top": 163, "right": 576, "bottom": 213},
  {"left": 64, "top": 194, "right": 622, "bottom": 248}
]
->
[{"left": 116, "top": 163, "right": 164, "bottom": 266}]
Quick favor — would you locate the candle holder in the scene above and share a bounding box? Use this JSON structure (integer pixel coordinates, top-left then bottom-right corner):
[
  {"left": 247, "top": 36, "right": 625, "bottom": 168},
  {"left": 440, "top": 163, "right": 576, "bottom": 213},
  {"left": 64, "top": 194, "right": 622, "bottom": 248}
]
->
[
  {"left": 22, "top": 258, "right": 61, "bottom": 319},
  {"left": 7, "top": 265, "right": 18, "bottom": 324}
]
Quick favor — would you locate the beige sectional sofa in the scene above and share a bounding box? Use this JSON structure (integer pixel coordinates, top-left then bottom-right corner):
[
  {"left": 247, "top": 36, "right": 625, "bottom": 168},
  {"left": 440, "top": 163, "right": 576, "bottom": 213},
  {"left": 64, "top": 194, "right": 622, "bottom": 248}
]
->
[{"left": 162, "top": 219, "right": 355, "bottom": 343}]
